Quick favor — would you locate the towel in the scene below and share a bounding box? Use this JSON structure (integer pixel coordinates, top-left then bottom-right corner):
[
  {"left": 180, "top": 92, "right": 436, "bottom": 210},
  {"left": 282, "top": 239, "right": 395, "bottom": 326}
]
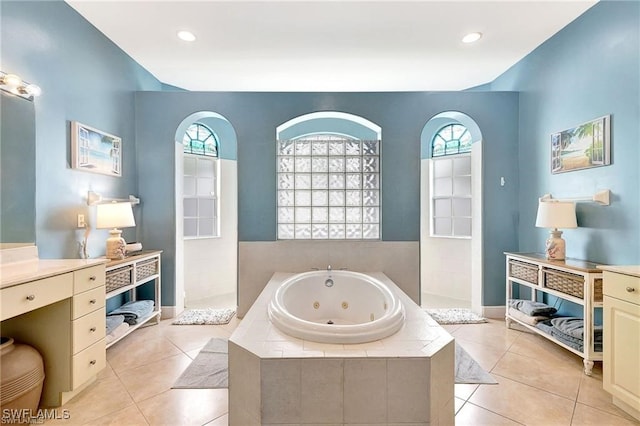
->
[
  {"left": 509, "top": 299, "right": 557, "bottom": 316},
  {"left": 508, "top": 307, "right": 549, "bottom": 326},
  {"left": 106, "top": 322, "right": 130, "bottom": 344},
  {"left": 107, "top": 300, "right": 155, "bottom": 325},
  {"left": 106, "top": 314, "right": 125, "bottom": 334},
  {"left": 550, "top": 317, "right": 603, "bottom": 340},
  {"left": 537, "top": 319, "right": 602, "bottom": 352}
]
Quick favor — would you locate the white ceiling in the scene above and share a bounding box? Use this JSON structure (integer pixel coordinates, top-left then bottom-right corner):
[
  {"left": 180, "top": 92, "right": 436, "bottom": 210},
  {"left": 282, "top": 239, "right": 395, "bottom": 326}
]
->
[{"left": 66, "top": 0, "right": 597, "bottom": 91}]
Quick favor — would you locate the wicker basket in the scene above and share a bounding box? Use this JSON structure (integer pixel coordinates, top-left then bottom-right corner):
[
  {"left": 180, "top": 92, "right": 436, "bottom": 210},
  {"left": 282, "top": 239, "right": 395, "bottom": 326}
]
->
[
  {"left": 509, "top": 259, "right": 538, "bottom": 284},
  {"left": 106, "top": 265, "right": 133, "bottom": 292},
  {"left": 543, "top": 268, "right": 586, "bottom": 298},
  {"left": 593, "top": 278, "right": 603, "bottom": 302},
  {"left": 136, "top": 258, "right": 158, "bottom": 281}
]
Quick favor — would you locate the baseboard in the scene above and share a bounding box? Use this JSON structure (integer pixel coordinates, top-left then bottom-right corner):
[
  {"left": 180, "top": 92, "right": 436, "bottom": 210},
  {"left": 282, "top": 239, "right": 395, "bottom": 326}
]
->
[
  {"left": 161, "top": 305, "right": 184, "bottom": 319},
  {"left": 482, "top": 305, "right": 505, "bottom": 319}
]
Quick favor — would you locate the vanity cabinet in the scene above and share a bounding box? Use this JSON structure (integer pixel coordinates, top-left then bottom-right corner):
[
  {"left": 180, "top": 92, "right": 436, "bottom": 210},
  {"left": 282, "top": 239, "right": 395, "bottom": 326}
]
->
[
  {"left": 599, "top": 265, "right": 640, "bottom": 421},
  {"left": 1, "top": 254, "right": 107, "bottom": 407},
  {"left": 505, "top": 252, "right": 603, "bottom": 375}
]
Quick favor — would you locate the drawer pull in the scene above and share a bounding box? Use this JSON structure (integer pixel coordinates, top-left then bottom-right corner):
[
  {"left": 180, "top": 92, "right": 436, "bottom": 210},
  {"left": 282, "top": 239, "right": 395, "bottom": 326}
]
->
[
  {"left": 89, "top": 360, "right": 97, "bottom": 366},
  {"left": 89, "top": 299, "right": 97, "bottom": 304},
  {"left": 89, "top": 275, "right": 97, "bottom": 281},
  {"left": 26, "top": 294, "right": 35, "bottom": 301},
  {"left": 90, "top": 327, "right": 97, "bottom": 332},
  {"left": 626, "top": 287, "right": 636, "bottom": 293}
]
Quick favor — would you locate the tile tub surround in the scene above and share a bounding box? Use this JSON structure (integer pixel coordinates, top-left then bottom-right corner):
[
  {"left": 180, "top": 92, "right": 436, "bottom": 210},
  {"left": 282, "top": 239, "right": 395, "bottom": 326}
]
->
[{"left": 229, "top": 272, "right": 455, "bottom": 425}]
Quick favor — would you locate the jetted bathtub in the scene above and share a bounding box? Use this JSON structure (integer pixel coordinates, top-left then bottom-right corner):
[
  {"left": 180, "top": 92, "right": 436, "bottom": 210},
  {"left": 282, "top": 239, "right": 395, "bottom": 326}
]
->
[{"left": 267, "top": 270, "right": 405, "bottom": 344}]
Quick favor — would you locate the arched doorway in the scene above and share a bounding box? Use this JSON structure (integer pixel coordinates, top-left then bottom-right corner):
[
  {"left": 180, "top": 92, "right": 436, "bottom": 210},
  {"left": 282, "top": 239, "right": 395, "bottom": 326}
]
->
[
  {"left": 174, "top": 112, "right": 238, "bottom": 313},
  {"left": 420, "top": 111, "right": 483, "bottom": 313}
]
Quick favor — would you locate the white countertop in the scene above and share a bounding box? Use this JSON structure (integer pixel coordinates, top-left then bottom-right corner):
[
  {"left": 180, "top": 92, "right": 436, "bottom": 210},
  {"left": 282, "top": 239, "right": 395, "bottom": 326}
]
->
[
  {"left": 1, "top": 258, "right": 107, "bottom": 289},
  {"left": 597, "top": 265, "right": 640, "bottom": 278}
]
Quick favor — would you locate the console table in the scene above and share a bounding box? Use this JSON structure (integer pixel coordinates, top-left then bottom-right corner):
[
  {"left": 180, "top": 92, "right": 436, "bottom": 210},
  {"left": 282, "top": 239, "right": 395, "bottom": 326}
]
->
[
  {"left": 0, "top": 246, "right": 107, "bottom": 407},
  {"left": 105, "top": 250, "right": 162, "bottom": 348},
  {"left": 505, "top": 252, "right": 603, "bottom": 375}
]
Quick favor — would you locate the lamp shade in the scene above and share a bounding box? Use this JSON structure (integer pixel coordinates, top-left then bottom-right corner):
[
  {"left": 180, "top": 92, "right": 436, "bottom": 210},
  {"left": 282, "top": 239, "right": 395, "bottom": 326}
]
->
[
  {"left": 535, "top": 201, "right": 577, "bottom": 229},
  {"left": 96, "top": 202, "right": 135, "bottom": 229}
]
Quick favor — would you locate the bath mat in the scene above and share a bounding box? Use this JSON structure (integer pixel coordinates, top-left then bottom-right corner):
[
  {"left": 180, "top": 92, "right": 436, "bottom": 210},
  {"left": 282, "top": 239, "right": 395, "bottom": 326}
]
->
[
  {"left": 455, "top": 342, "right": 497, "bottom": 384},
  {"left": 173, "top": 338, "right": 228, "bottom": 389},
  {"left": 172, "top": 308, "right": 236, "bottom": 325},
  {"left": 425, "top": 308, "right": 487, "bottom": 325}
]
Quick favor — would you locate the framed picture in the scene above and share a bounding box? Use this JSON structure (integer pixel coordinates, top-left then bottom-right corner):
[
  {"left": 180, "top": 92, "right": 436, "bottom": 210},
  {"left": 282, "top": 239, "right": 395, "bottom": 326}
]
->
[
  {"left": 551, "top": 115, "right": 610, "bottom": 174},
  {"left": 71, "top": 121, "right": 121, "bottom": 177}
]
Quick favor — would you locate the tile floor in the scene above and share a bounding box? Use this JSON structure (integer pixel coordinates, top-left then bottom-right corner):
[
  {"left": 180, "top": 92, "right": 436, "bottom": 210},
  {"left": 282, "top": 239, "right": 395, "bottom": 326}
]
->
[{"left": 46, "top": 318, "right": 638, "bottom": 425}]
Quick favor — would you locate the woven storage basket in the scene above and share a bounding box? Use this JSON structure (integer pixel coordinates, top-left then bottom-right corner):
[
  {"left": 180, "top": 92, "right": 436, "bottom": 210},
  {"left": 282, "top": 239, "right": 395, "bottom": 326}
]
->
[
  {"left": 136, "top": 258, "right": 158, "bottom": 281},
  {"left": 509, "top": 260, "right": 538, "bottom": 284},
  {"left": 593, "top": 278, "right": 603, "bottom": 302},
  {"left": 106, "top": 265, "right": 133, "bottom": 292},
  {"left": 543, "top": 268, "right": 585, "bottom": 298}
]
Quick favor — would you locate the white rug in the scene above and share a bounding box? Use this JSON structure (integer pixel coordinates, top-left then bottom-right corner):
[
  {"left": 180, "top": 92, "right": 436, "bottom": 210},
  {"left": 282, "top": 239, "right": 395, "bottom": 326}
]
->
[
  {"left": 425, "top": 308, "right": 487, "bottom": 325},
  {"left": 172, "top": 308, "right": 236, "bottom": 325}
]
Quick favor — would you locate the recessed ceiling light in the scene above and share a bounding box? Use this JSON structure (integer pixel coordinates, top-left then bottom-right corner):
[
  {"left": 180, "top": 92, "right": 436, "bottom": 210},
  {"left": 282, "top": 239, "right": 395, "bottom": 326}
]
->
[
  {"left": 462, "top": 32, "right": 483, "bottom": 44},
  {"left": 177, "top": 30, "right": 196, "bottom": 42}
]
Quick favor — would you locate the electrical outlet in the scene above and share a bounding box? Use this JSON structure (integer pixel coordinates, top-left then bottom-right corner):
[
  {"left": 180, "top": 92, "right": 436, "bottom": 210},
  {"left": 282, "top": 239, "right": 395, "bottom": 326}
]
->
[{"left": 77, "top": 214, "right": 85, "bottom": 228}]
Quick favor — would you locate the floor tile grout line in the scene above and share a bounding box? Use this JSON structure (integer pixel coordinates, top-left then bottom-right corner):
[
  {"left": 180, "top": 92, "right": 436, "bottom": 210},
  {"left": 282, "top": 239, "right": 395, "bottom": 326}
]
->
[
  {"left": 489, "top": 370, "right": 580, "bottom": 403},
  {"left": 461, "top": 400, "right": 527, "bottom": 425}
]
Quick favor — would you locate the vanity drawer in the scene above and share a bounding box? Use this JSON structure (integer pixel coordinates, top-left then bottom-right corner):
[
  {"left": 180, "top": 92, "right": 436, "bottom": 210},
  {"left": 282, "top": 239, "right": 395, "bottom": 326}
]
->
[
  {"left": 73, "top": 286, "right": 105, "bottom": 319},
  {"left": 604, "top": 271, "right": 640, "bottom": 305},
  {"left": 1, "top": 273, "right": 73, "bottom": 321},
  {"left": 74, "top": 265, "right": 105, "bottom": 294},
  {"left": 72, "top": 339, "right": 106, "bottom": 389},
  {"left": 73, "top": 307, "right": 106, "bottom": 354}
]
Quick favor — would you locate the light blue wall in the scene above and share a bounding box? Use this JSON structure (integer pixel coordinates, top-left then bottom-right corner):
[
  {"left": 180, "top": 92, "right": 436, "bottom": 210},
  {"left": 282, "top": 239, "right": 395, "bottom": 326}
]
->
[
  {"left": 491, "top": 0, "right": 640, "bottom": 266},
  {"left": 1, "top": 0, "right": 162, "bottom": 258},
  {"left": 136, "top": 91, "right": 519, "bottom": 305}
]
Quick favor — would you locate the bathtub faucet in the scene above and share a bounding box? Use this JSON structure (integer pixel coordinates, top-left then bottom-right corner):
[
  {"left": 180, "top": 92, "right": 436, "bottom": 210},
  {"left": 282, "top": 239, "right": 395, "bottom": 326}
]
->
[{"left": 327, "top": 265, "right": 332, "bottom": 272}]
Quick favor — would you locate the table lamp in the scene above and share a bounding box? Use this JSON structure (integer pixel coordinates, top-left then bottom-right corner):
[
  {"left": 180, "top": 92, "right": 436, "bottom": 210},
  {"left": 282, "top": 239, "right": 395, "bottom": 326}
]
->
[
  {"left": 535, "top": 200, "right": 577, "bottom": 260},
  {"left": 97, "top": 201, "right": 135, "bottom": 260}
]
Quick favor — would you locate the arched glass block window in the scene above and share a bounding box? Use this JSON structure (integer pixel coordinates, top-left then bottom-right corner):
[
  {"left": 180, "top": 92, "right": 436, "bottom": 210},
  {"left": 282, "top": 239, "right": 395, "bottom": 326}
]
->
[
  {"left": 431, "top": 124, "right": 472, "bottom": 157},
  {"left": 183, "top": 123, "right": 219, "bottom": 157}
]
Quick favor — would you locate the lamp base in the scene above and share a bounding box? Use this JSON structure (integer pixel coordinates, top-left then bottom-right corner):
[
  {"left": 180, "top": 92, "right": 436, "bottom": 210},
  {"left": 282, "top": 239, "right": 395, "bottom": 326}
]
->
[
  {"left": 545, "top": 229, "right": 566, "bottom": 260},
  {"left": 105, "top": 229, "right": 126, "bottom": 260}
]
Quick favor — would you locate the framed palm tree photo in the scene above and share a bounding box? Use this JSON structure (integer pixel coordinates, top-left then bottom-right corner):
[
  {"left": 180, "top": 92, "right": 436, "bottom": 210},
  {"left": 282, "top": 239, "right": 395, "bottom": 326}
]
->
[{"left": 551, "top": 115, "right": 610, "bottom": 174}]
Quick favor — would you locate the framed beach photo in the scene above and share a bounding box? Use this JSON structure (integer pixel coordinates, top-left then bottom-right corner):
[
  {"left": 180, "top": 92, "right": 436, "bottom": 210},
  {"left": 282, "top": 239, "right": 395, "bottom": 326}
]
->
[
  {"left": 551, "top": 115, "right": 610, "bottom": 174},
  {"left": 71, "top": 121, "right": 122, "bottom": 176}
]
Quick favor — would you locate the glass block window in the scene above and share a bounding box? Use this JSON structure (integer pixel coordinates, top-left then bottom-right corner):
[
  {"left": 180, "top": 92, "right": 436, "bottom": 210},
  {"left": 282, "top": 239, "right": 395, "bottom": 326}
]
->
[
  {"left": 430, "top": 154, "right": 472, "bottom": 238},
  {"left": 277, "top": 135, "right": 380, "bottom": 240},
  {"left": 432, "top": 124, "right": 472, "bottom": 157},
  {"left": 183, "top": 123, "right": 219, "bottom": 157},
  {"left": 183, "top": 154, "right": 218, "bottom": 238}
]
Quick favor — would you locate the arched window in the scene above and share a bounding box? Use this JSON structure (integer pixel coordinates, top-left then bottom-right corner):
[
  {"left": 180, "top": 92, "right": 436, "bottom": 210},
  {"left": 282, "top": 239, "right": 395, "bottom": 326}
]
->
[
  {"left": 276, "top": 112, "right": 381, "bottom": 240},
  {"left": 183, "top": 123, "right": 219, "bottom": 157},
  {"left": 429, "top": 123, "right": 472, "bottom": 238},
  {"left": 431, "top": 124, "right": 472, "bottom": 157},
  {"left": 182, "top": 123, "right": 220, "bottom": 238}
]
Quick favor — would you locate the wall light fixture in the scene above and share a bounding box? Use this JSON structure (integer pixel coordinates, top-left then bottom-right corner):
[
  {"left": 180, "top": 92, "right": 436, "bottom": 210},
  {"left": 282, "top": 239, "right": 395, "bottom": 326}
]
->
[{"left": 0, "top": 71, "right": 41, "bottom": 101}]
